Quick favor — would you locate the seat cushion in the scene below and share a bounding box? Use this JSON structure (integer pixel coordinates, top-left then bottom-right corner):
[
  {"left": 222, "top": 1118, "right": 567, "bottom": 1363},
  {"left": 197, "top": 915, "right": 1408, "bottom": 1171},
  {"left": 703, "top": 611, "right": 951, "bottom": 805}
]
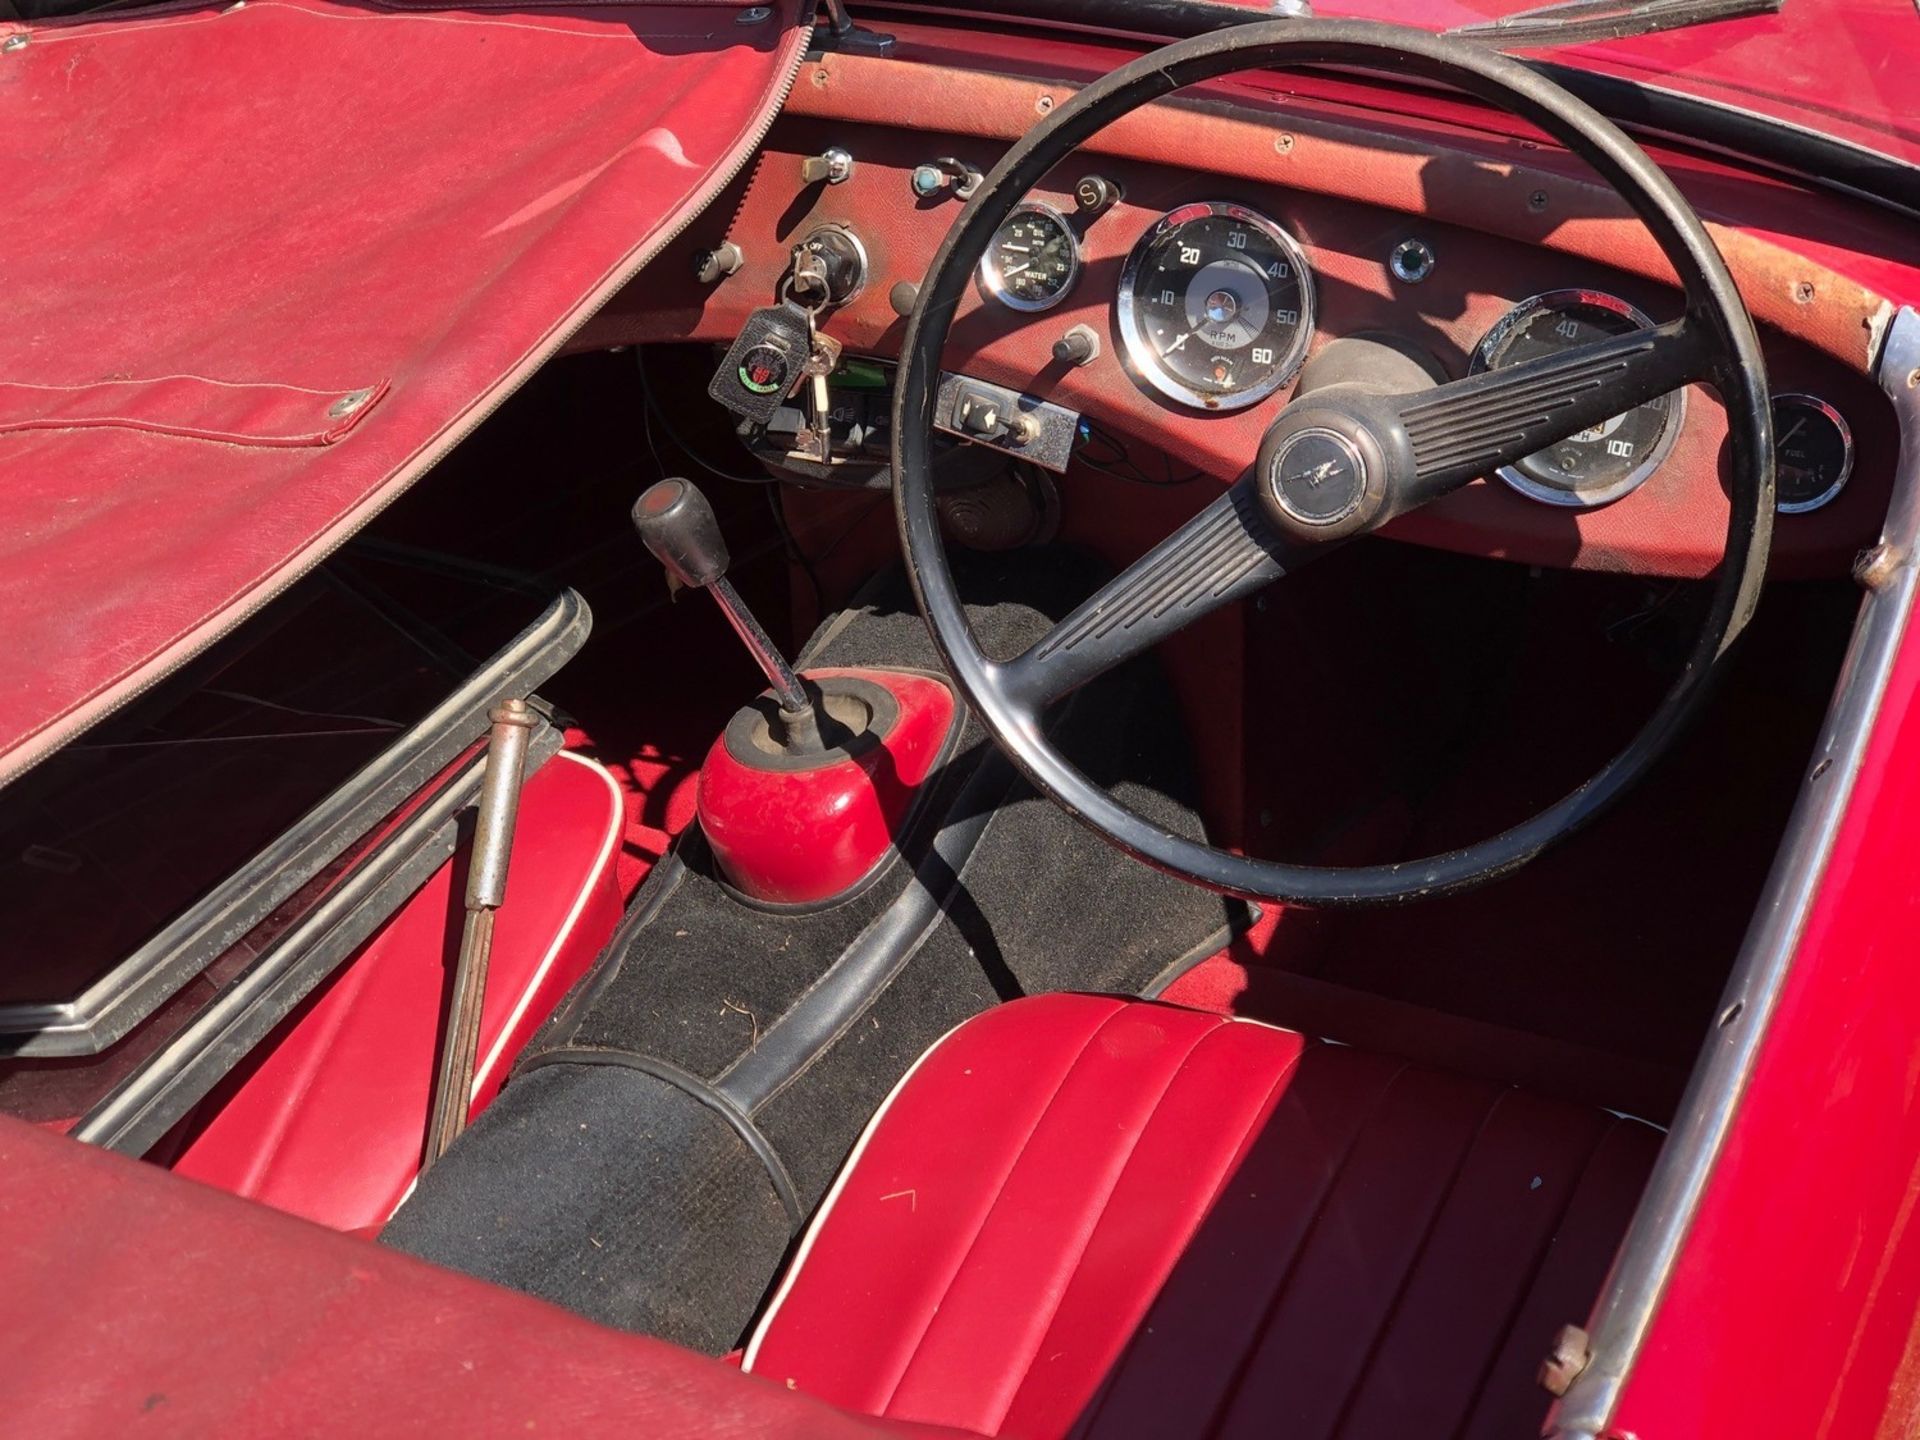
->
[{"left": 743, "top": 993, "right": 1660, "bottom": 1439}]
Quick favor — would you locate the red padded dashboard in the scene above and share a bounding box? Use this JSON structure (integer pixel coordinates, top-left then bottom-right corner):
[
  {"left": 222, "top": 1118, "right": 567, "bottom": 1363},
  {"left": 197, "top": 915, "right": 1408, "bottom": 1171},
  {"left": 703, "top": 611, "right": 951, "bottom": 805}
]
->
[{"left": 588, "top": 27, "right": 1916, "bottom": 579}]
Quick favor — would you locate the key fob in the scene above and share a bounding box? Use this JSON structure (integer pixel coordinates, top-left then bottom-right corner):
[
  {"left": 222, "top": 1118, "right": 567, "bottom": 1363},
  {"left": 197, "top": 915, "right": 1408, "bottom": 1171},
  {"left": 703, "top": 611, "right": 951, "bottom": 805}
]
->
[{"left": 710, "top": 302, "right": 815, "bottom": 425}]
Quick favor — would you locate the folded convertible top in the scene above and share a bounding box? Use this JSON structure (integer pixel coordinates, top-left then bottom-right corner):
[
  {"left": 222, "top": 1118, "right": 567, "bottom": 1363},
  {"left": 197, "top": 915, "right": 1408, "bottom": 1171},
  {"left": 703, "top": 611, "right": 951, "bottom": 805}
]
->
[{"left": 0, "top": 0, "right": 809, "bottom": 785}]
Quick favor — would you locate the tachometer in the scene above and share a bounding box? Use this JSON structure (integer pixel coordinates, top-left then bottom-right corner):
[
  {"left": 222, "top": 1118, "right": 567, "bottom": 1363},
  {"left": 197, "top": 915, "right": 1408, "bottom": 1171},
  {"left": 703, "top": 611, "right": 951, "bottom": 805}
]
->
[
  {"left": 1117, "top": 202, "right": 1314, "bottom": 411},
  {"left": 1772, "top": 393, "right": 1853, "bottom": 513},
  {"left": 1470, "top": 289, "right": 1685, "bottom": 508},
  {"left": 979, "top": 202, "right": 1080, "bottom": 313}
]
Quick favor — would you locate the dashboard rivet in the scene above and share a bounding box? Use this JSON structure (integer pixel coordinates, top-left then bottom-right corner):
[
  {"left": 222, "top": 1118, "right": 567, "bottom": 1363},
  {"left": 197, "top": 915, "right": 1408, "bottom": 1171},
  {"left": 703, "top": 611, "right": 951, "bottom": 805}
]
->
[
  {"left": 1528, "top": 189, "right": 1550, "bottom": 212},
  {"left": 1793, "top": 280, "right": 1816, "bottom": 304},
  {"left": 736, "top": 4, "right": 771, "bottom": 20},
  {"left": 1273, "top": 133, "right": 1295, "bottom": 154},
  {"left": 1389, "top": 238, "right": 1435, "bottom": 285},
  {"left": 1, "top": 34, "right": 28, "bottom": 52},
  {"left": 1035, "top": 93, "right": 1055, "bottom": 114},
  {"left": 328, "top": 388, "right": 375, "bottom": 419},
  {"left": 1907, "top": 367, "right": 1920, "bottom": 390}
]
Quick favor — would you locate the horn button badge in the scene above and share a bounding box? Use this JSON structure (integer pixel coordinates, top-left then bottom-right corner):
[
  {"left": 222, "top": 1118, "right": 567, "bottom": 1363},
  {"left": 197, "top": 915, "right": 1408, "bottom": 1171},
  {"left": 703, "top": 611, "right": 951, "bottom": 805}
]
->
[{"left": 1262, "top": 425, "right": 1369, "bottom": 529}]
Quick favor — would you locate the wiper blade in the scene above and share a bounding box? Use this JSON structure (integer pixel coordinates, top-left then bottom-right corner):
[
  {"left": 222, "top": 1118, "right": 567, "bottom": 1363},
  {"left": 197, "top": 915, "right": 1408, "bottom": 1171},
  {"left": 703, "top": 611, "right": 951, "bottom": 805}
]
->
[{"left": 1447, "top": 0, "right": 1781, "bottom": 49}]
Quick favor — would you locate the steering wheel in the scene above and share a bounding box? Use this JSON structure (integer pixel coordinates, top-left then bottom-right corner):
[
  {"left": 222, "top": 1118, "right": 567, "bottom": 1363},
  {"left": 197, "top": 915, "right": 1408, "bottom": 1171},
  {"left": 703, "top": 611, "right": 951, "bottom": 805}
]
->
[{"left": 893, "top": 20, "right": 1774, "bottom": 906}]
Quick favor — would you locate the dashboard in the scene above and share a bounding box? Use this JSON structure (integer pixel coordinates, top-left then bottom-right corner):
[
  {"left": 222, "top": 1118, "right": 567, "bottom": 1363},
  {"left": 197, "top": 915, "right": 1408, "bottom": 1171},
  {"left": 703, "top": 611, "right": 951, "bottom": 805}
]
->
[{"left": 588, "top": 39, "right": 1905, "bottom": 581}]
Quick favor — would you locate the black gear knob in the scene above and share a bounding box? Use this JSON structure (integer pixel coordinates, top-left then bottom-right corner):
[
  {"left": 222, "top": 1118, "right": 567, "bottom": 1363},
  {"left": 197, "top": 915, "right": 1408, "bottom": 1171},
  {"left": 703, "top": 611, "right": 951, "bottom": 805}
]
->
[{"left": 632, "top": 477, "right": 730, "bottom": 589}]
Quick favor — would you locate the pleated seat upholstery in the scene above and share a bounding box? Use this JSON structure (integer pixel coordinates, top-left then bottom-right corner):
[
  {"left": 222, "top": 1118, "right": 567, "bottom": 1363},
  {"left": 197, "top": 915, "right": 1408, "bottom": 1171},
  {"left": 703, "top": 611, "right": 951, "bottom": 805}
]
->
[{"left": 744, "top": 993, "right": 1659, "bottom": 1439}]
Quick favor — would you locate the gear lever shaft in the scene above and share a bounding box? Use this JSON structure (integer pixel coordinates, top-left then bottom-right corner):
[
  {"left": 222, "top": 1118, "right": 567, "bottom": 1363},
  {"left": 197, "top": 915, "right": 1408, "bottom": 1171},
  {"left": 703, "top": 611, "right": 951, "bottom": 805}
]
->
[{"left": 633, "top": 478, "right": 822, "bottom": 744}]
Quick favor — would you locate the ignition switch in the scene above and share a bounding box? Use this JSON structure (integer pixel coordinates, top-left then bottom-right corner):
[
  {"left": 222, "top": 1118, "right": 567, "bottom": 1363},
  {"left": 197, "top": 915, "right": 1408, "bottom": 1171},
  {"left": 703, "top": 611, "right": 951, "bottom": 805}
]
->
[{"left": 787, "top": 224, "right": 869, "bottom": 309}]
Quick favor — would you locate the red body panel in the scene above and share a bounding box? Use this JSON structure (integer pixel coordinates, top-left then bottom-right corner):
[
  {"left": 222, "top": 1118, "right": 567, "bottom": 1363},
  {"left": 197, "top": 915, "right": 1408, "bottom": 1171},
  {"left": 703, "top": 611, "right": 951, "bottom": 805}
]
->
[
  {"left": 169, "top": 753, "right": 624, "bottom": 1232},
  {"left": 0, "top": 0, "right": 808, "bottom": 785},
  {"left": 697, "top": 670, "right": 957, "bottom": 906},
  {"left": 1603, "top": 624, "right": 1920, "bottom": 1437}
]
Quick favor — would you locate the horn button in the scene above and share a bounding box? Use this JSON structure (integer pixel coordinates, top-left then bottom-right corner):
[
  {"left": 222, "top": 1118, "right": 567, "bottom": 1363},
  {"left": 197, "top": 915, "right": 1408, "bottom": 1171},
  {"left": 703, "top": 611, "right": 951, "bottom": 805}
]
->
[{"left": 1254, "top": 406, "right": 1392, "bottom": 541}]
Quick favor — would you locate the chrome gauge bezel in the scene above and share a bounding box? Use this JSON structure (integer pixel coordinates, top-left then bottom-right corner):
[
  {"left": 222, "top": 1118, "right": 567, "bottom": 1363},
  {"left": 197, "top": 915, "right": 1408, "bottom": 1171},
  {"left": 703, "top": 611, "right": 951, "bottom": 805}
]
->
[
  {"left": 1470, "top": 288, "right": 1687, "bottom": 509},
  {"left": 1116, "top": 201, "right": 1316, "bottom": 413},
  {"left": 978, "top": 201, "right": 1081, "bottom": 314},
  {"left": 1771, "top": 392, "right": 1854, "bottom": 514}
]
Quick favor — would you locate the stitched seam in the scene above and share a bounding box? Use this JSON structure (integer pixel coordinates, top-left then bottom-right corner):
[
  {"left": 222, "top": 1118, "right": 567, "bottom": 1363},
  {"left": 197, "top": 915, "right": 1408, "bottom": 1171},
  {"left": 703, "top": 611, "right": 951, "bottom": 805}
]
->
[
  {"left": 1195, "top": 1059, "right": 1416, "bottom": 1440},
  {"left": 1328, "top": 1086, "right": 1517, "bottom": 1440},
  {"left": 0, "top": 374, "right": 368, "bottom": 395},
  {"left": 872, "top": 1000, "right": 1131, "bottom": 1417},
  {"left": 1067, "top": 1034, "right": 1308, "bottom": 1440},
  {"left": 981, "top": 1015, "right": 1233, "bottom": 1435},
  {"left": 1449, "top": 1113, "right": 1624, "bottom": 1440}
]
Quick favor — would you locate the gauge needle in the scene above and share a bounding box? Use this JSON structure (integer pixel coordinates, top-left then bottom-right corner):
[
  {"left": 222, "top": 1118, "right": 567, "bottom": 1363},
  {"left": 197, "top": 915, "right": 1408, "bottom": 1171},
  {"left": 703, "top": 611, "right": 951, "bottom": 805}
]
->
[
  {"left": 1161, "top": 332, "right": 1192, "bottom": 355},
  {"left": 1002, "top": 244, "right": 1030, "bottom": 254},
  {"left": 1003, "top": 262, "right": 1030, "bottom": 277},
  {"left": 1777, "top": 416, "right": 1807, "bottom": 447}
]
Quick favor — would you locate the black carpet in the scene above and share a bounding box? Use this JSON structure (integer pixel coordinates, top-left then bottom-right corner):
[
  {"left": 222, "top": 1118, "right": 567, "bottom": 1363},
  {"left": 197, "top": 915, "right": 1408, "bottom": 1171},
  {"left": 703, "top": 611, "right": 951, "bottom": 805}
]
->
[{"left": 385, "top": 549, "right": 1245, "bottom": 1349}]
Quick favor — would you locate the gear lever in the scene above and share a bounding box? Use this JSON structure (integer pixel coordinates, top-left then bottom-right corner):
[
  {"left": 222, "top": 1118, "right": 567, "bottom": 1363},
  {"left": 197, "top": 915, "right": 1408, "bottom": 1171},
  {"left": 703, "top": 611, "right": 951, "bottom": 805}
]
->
[{"left": 633, "top": 478, "right": 825, "bottom": 751}]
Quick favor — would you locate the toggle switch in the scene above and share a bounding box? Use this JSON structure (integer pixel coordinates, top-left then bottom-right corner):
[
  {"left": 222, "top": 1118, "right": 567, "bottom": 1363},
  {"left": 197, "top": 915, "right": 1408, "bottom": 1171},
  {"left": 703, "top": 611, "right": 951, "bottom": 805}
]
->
[{"left": 799, "top": 146, "right": 854, "bottom": 186}]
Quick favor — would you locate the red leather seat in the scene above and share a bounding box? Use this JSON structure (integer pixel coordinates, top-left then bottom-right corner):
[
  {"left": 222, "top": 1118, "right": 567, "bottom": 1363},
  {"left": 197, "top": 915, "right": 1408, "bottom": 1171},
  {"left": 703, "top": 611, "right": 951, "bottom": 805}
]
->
[{"left": 744, "top": 993, "right": 1659, "bottom": 1439}]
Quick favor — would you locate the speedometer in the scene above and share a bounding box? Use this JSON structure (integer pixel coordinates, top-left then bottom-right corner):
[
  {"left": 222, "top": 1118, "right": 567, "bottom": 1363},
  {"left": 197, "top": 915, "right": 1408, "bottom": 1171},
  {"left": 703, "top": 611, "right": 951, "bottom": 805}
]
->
[
  {"left": 1117, "top": 202, "right": 1314, "bottom": 411},
  {"left": 1470, "top": 290, "right": 1685, "bottom": 508}
]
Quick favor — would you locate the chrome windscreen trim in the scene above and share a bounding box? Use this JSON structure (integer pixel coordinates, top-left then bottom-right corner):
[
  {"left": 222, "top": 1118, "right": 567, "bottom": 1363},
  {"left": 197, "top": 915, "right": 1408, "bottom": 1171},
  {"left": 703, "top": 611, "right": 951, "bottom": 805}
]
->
[
  {"left": 1554, "top": 304, "right": 1920, "bottom": 1438},
  {"left": 0, "top": 587, "right": 591, "bottom": 1058}
]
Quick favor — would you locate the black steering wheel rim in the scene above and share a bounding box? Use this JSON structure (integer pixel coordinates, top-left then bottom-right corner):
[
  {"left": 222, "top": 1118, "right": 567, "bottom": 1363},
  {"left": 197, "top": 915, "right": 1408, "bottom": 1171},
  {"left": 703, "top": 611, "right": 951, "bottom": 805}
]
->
[{"left": 892, "top": 19, "right": 1774, "bottom": 907}]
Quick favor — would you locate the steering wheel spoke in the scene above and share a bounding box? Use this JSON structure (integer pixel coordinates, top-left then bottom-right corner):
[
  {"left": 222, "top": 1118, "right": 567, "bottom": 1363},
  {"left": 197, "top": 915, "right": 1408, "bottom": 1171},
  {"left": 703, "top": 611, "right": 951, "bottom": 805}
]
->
[
  {"left": 998, "top": 481, "right": 1309, "bottom": 711},
  {"left": 1392, "top": 317, "right": 1711, "bottom": 506}
]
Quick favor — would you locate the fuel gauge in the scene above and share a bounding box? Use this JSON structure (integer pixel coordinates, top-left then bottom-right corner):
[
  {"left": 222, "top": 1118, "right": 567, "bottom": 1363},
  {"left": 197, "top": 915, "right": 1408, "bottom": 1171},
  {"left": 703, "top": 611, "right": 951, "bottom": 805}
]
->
[{"left": 1772, "top": 393, "right": 1853, "bottom": 514}]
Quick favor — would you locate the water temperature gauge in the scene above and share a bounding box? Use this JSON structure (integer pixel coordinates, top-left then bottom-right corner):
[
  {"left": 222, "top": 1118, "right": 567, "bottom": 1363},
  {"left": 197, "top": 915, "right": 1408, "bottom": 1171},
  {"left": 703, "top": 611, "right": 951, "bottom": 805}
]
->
[{"left": 979, "top": 202, "right": 1080, "bottom": 313}]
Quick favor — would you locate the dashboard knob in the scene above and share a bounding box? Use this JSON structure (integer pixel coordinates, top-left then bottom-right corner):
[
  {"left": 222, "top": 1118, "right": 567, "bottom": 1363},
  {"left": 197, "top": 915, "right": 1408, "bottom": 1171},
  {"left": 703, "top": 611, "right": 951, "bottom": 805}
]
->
[
  {"left": 1073, "top": 174, "right": 1122, "bottom": 215},
  {"left": 1051, "top": 324, "right": 1100, "bottom": 367},
  {"left": 799, "top": 146, "right": 854, "bottom": 186},
  {"left": 693, "top": 241, "right": 744, "bottom": 285}
]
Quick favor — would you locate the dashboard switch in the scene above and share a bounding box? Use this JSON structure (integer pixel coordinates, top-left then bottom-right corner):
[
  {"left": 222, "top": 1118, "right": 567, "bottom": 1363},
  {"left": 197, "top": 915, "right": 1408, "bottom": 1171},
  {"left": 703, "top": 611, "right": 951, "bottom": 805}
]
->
[
  {"left": 935, "top": 374, "right": 1078, "bottom": 472},
  {"left": 694, "top": 241, "right": 744, "bottom": 285},
  {"left": 1052, "top": 324, "right": 1101, "bottom": 367},
  {"left": 799, "top": 146, "right": 854, "bottom": 186},
  {"left": 1073, "top": 174, "right": 1122, "bottom": 216},
  {"left": 909, "top": 157, "right": 983, "bottom": 201}
]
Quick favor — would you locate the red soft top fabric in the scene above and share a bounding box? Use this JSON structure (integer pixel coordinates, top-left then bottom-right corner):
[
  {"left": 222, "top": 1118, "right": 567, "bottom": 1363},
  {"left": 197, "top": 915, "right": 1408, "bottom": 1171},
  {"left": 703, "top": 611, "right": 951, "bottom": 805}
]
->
[
  {"left": 0, "top": 0, "right": 807, "bottom": 785},
  {"left": 0, "top": 1113, "right": 938, "bottom": 1437}
]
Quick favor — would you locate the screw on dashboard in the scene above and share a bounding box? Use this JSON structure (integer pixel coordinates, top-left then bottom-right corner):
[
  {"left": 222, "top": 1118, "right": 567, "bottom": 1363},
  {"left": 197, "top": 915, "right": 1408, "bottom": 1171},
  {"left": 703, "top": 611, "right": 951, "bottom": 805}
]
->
[{"left": 1528, "top": 189, "right": 1550, "bottom": 212}]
